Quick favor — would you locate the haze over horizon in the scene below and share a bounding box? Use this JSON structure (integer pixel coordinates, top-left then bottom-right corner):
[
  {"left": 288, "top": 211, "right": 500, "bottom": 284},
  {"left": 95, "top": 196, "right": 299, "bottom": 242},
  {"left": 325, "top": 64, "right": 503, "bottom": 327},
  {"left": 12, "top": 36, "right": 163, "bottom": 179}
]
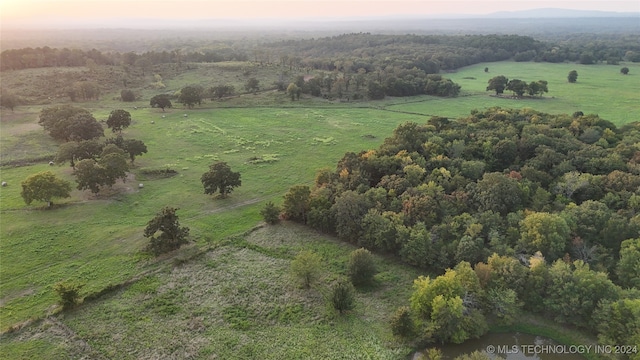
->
[{"left": 1, "top": 0, "right": 639, "bottom": 29}]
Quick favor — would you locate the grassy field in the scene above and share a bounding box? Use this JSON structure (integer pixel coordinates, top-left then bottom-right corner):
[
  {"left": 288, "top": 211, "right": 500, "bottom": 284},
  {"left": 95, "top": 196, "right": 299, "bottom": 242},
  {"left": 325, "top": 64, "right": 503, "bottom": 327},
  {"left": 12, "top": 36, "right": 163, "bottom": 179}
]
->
[
  {"left": 1, "top": 60, "right": 637, "bottom": 357},
  {"left": 0, "top": 104, "right": 425, "bottom": 328},
  {"left": 386, "top": 61, "right": 640, "bottom": 125},
  {"left": 1, "top": 223, "right": 421, "bottom": 359}
]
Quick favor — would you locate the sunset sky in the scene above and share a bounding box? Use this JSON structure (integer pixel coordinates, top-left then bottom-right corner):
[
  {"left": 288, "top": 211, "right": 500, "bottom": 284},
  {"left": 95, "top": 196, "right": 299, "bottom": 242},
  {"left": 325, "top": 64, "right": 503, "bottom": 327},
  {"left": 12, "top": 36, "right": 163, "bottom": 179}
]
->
[{"left": 2, "top": 0, "right": 639, "bottom": 28}]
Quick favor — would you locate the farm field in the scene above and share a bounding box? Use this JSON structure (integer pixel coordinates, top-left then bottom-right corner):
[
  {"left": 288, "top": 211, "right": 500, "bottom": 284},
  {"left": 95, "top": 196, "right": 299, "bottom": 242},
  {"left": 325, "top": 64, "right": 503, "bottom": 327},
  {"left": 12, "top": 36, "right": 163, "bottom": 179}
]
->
[{"left": 0, "top": 59, "right": 637, "bottom": 357}]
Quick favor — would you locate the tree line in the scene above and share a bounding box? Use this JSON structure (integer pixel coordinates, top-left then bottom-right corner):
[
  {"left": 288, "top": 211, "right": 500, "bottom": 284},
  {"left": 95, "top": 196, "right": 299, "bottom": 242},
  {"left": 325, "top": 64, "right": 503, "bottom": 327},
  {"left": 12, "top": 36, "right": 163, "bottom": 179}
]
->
[
  {"left": 273, "top": 107, "right": 640, "bottom": 347},
  {"left": 4, "top": 33, "right": 639, "bottom": 73}
]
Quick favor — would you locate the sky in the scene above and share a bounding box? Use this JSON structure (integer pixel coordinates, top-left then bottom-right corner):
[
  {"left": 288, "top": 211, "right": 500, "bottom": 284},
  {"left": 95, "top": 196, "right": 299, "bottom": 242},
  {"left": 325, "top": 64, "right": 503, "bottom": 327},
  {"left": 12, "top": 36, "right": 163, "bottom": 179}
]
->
[{"left": 2, "top": 0, "right": 639, "bottom": 28}]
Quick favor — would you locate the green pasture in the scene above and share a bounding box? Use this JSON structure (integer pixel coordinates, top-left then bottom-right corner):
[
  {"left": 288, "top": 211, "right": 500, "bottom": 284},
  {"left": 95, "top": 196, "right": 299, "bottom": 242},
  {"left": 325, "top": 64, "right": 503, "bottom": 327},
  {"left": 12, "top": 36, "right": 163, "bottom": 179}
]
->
[
  {"left": 1, "top": 60, "right": 636, "bottom": 356},
  {"left": 387, "top": 61, "right": 640, "bottom": 125},
  {"left": 0, "top": 105, "right": 424, "bottom": 328}
]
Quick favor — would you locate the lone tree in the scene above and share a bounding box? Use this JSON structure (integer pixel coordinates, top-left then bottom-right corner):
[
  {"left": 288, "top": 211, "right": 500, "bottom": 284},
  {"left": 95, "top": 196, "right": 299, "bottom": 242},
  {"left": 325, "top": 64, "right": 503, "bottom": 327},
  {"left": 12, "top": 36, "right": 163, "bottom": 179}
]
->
[
  {"left": 150, "top": 94, "right": 172, "bottom": 111},
  {"left": 144, "top": 206, "right": 190, "bottom": 255},
  {"left": 568, "top": 70, "right": 578, "bottom": 83},
  {"left": 201, "top": 161, "right": 242, "bottom": 198},
  {"left": 21, "top": 171, "right": 72, "bottom": 207},
  {"left": 106, "top": 109, "right": 131, "bottom": 133},
  {"left": 486, "top": 75, "right": 508, "bottom": 95},
  {"left": 621, "top": 67, "right": 630, "bottom": 75},
  {"left": 178, "top": 85, "right": 204, "bottom": 108}
]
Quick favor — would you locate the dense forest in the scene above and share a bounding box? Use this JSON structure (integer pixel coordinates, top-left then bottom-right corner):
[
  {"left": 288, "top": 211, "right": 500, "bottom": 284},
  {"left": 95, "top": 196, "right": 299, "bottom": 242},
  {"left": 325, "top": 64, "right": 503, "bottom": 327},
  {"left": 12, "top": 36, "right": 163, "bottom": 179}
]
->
[
  {"left": 3, "top": 33, "right": 639, "bottom": 105},
  {"left": 279, "top": 107, "right": 640, "bottom": 348},
  {"left": 4, "top": 33, "right": 640, "bottom": 73}
]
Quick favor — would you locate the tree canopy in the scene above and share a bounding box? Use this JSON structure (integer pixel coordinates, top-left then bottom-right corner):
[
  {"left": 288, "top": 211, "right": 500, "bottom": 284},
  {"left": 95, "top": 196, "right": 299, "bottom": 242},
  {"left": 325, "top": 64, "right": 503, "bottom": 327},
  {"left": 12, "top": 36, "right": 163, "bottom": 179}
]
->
[
  {"left": 150, "top": 94, "right": 172, "bottom": 111},
  {"left": 39, "top": 105, "right": 104, "bottom": 142},
  {"left": 143, "top": 206, "right": 190, "bottom": 255},
  {"left": 21, "top": 171, "right": 72, "bottom": 207},
  {"left": 201, "top": 162, "right": 242, "bottom": 198},
  {"left": 106, "top": 109, "right": 132, "bottom": 133},
  {"left": 178, "top": 85, "right": 203, "bottom": 108}
]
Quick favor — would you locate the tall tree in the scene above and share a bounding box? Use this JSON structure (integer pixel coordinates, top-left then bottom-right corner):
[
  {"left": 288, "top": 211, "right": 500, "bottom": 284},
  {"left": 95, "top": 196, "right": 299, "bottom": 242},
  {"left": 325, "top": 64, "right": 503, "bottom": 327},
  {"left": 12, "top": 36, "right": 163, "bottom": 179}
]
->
[
  {"left": 486, "top": 75, "right": 508, "bottom": 95},
  {"left": 39, "top": 105, "right": 103, "bottom": 142},
  {"left": 144, "top": 206, "right": 190, "bottom": 255},
  {"left": 21, "top": 171, "right": 72, "bottom": 207},
  {"left": 201, "top": 161, "right": 241, "bottom": 198},
  {"left": 150, "top": 94, "right": 172, "bottom": 111},
  {"left": 106, "top": 109, "right": 132, "bottom": 133},
  {"left": 178, "top": 85, "right": 203, "bottom": 108}
]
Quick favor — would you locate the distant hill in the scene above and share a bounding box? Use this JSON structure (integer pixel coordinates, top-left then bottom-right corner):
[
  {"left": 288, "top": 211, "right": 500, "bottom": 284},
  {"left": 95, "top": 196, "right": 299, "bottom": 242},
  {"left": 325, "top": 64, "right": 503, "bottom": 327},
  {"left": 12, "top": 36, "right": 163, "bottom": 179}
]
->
[{"left": 485, "top": 8, "right": 640, "bottom": 18}]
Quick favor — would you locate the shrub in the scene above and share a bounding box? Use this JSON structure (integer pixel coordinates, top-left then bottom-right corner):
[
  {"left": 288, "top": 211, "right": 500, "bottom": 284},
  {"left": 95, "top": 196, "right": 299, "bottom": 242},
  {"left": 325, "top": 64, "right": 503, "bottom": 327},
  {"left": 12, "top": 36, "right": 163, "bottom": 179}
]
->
[
  {"left": 53, "top": 281, "right": 83, "bottom": 309},
  {"left": 120, "top": 89, "right": 136, "bottom": 102},
  {"left": 331, "top": 279, "right": 356, "bottom": 314},
  {"left": 348, "top": 248, "right": 377, "bottom": 286},
  {"left": 290, "top": 251, "right": 322, "bottom": 288},
  {"left": 260, "top": 201, "right": 281, "bottom": 225},
  {"left": 390, "top": 306, "right": 415, "bottom": 338}
]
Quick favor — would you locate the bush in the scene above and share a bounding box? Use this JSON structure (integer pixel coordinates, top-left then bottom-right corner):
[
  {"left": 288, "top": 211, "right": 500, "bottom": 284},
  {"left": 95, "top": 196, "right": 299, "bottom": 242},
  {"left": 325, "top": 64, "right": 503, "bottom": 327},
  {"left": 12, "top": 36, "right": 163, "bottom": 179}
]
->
[
  {"left": 120, "top": 89, "right": 136, "bottom": 102},
  {"left": 53, "top": 281, "right": 83, "bottom": 309},
  {"left": 331, "top": 279, "right": 356, "bottom": 314},
  {"left": 348, "top": 248, "right": 377, "bottom": 286},
  {"left": 290, "top": 251, "right": 322, "bottom": 288},
  {"left": 260, "top": 201, "right": 281, "bottom": 225},
  {"left": 390, "top": 306, "right": 415, "bottom": 338}
]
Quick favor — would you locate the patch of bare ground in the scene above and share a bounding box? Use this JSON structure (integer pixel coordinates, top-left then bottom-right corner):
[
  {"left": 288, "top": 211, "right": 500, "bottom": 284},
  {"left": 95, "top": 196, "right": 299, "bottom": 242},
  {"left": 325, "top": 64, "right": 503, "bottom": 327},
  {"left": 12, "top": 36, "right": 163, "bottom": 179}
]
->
[{"left": 0, "top": 288, "right": 36, "bottom": 307}]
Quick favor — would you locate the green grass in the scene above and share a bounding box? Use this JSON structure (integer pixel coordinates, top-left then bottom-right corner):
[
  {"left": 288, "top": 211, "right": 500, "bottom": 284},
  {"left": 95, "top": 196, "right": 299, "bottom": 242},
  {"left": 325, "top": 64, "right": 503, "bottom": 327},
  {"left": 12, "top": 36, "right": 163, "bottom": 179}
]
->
[
  {"left": 1, "top": 223, "right": 421, "bottom": 359},
  {"left": 386, "top": 61, "right": 640, "bottom": 125},
  {"left": 1, "top": 60, "right": 638, "bottom": 357},
  {"left": 0, "top": 105, "right": 423, "bottom": 328}
]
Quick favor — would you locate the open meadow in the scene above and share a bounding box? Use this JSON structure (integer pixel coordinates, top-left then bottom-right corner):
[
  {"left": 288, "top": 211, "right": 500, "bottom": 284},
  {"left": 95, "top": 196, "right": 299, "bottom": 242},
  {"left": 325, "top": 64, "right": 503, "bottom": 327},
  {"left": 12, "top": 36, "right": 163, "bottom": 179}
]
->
[
  {"left": 1, "top": 60, "right": 638, "bottom": 357},
  {"left": 387, "top": 61, "right": 640, "bottom": 125}
]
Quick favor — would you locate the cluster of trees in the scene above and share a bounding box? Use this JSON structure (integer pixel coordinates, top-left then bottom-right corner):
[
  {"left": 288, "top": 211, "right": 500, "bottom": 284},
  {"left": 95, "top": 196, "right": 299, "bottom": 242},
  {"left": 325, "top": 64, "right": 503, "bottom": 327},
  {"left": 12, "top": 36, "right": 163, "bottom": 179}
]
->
[
  {"left": 20, "top": 106, "right": 148, "bottom": 205},
  {"left": 151, "top": 79, "right": 256, "bottom": 110},
  {"left": 393, "top": 255, "right": 639, "bottom": 351},
  {"left": 278, "top": 107, "right": 640, "bottom": 345},
  {"left": 486, "top": 76, "right": 549, "bottom": 97}
]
